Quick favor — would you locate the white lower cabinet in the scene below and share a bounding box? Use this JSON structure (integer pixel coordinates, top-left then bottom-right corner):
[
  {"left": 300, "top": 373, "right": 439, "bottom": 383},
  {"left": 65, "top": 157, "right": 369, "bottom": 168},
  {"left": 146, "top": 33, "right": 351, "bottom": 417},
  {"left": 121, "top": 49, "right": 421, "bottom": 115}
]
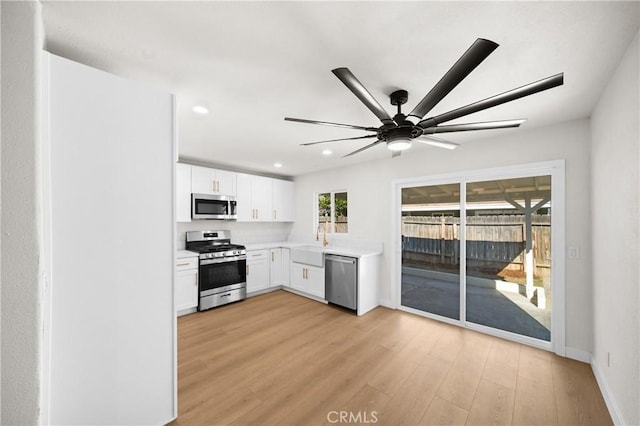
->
[
  {"left": 246, "top": 250, "right": 270, "bottom": 293},
  {"left": 270, "top": 248, "right": 291, "bottom": 288},
  {"left": 176, "top": 257, "right": 198, "bottom": 315},
  {"left": 291, "top": 262, "right": 324, "bottom": 299},
  {"left": 282, "top": 248, "right": 290, "bottom": 287},
  {"left": 270, "top": 248, "right": 282, "bottom": 286}
]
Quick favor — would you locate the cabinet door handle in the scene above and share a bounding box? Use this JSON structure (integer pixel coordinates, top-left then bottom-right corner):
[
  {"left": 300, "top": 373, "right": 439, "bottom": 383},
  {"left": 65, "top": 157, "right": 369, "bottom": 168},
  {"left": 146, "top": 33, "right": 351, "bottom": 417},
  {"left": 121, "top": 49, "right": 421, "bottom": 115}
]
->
[
  {"left": 272, "top": 252, "right": 274, "bottom": 262},
  {"left": 256, "top": 209, "right": 259, "bottom": 219},
  {"left": 246, "top": 265, "right": 249, "bottom": 276},
  {"left": 274, "top": 210, "right": 277, "bottom": 220},
  {"left": 177, "top": 262, "right": 190, "bottom": 267}
]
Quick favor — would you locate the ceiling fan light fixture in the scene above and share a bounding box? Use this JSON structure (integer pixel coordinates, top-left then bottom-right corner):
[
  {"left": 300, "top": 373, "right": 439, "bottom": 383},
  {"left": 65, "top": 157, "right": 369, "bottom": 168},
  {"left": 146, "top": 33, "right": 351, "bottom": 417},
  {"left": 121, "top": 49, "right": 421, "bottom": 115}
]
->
[{"left": 387, "top": 138, "right": 412, "bottom": 152}]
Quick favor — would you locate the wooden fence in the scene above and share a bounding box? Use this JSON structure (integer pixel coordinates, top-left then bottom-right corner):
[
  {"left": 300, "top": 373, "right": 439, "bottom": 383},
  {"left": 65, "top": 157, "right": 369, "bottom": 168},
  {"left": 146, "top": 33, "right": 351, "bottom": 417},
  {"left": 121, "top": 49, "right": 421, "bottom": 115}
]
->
[
  {"left": 319, "top": 216, "right": 348, "bottom": 233},
  {"left": 402, "top": 215, "right": 550, "bottom": 275}
]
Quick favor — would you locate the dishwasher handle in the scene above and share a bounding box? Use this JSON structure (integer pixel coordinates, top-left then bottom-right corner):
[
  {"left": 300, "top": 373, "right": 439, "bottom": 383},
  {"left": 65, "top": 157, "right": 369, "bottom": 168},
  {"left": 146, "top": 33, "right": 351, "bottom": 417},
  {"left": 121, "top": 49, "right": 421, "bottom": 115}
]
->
[{"left": 326, "top": 255, "right": 356, "bottom": 264}]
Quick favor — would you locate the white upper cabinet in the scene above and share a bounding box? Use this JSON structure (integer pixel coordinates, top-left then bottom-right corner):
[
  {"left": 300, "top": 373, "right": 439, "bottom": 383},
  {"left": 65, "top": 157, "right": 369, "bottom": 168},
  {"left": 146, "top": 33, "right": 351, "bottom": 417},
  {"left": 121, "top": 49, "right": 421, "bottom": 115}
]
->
[
  {"left": 236, "top": 173, "right": 253, "bottom": 221},
  {"left": 183, "top": 166, "right": 294, "bottom": 223},
  {"left": 236, "top": 173, "right": 272, "bottom": 222},
  {"left": 191, "top": 165, "right": 236, "bottom": 196},
  {"left": 272, "top": 179, "right": 294, "bottom": 222},
  {"left": 176, "top": 163, "right": 192, "bottom": 222},
  {"left": 252, "top": 176, "right": 272, "bottom": 221}
]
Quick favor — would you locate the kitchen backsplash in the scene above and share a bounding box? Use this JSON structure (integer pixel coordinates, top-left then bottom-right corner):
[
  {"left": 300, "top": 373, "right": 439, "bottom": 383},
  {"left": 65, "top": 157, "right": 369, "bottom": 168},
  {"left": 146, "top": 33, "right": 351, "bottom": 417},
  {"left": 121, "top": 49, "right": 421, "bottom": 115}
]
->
[{"left": 176, "top": 221, "right": 294, "bottom": 249}]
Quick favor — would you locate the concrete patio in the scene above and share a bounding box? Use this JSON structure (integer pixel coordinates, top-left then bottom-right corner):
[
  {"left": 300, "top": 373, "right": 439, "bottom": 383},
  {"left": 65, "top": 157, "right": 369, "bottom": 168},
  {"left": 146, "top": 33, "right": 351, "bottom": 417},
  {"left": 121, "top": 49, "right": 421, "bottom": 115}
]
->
[{"left": 401, "top": 267, "right": 551, "bottom": 341}]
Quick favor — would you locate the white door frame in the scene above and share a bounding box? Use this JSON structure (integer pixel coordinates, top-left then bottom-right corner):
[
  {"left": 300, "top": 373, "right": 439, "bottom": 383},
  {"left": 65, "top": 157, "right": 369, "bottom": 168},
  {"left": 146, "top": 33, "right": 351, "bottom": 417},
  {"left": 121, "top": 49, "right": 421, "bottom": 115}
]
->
[{"left": 390, "top": 160, "right": 565, "bottom": 355}]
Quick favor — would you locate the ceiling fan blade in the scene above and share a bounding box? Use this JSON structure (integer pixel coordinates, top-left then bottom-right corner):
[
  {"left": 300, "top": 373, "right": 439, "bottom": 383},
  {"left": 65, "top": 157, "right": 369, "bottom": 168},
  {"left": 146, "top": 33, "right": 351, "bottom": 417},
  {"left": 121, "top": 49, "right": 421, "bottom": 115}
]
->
[
  {"left": 284, "top": 117, "right": 378, "bottom": 132},
  {"left": 300, "top": 134, "right": 378, "bottom": 146},
  {"left": 332, "top": 68, "right": 394, "bottom": 125},
  {"left": 418, "top": 73, "right": 563, "bottom": 129},
  {"left": 342, "top": 140, "right": 383, "bottom": 158},
  {"left": 408, "top": 38, "right": 499, "bottom": 120},
  {"left": 391, "top": 151, "right": 402, "bottom": 158},
  {"left": 424, "top": 119, "right": 526, "bottom": 134},
  {"left": 415, "top": 135, "right": 460, "bottom": 150}
]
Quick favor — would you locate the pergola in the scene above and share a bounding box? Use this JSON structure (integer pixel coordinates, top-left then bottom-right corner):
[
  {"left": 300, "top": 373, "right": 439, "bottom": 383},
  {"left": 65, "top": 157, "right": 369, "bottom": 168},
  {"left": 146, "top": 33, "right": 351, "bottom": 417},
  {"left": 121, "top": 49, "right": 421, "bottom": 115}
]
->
[{"left": 401, "top": 176, "right": 551, "bottom": 302}]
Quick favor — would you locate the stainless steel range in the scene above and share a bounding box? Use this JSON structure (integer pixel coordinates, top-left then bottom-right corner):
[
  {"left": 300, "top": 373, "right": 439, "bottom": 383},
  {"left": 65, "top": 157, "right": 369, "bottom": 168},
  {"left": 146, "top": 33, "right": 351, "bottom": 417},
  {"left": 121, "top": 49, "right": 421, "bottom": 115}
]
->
[{"left": 185, "top": 230, "right": 247, "bottom": 311}]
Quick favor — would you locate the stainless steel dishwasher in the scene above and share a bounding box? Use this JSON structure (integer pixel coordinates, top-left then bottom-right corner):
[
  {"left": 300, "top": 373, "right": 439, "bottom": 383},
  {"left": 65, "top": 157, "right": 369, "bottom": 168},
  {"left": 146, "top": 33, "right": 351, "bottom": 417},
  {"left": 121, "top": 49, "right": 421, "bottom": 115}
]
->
[{"left": 325, "top": 254, "right": 357, "bottom": 310}]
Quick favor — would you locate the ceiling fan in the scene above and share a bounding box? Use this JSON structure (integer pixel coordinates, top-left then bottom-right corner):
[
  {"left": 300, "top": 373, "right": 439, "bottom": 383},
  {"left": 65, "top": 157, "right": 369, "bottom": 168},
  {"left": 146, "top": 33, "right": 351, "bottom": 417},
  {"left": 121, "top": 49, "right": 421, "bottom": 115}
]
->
[{"left": 285, "top": 38, "right": 564, "bottom": 158}]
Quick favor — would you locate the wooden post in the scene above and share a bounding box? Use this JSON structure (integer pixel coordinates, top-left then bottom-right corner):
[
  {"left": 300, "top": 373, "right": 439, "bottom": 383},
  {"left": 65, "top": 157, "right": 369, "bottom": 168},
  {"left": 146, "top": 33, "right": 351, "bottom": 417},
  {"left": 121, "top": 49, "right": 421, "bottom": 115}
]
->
[
  {"left": 506, "top": 194, "right": 550, "bottom": 304},
  {"left": 440, "top": 215, "right": 446, "bottom": 264},
  {"left": 524, "top": 194, "right": 534, "bottom": 296}
]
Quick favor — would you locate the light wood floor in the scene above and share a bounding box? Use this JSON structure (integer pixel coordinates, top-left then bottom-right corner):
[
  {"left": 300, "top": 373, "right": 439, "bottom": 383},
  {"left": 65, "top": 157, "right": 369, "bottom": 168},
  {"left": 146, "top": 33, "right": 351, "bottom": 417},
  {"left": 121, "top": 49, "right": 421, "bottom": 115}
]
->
[{"left": 172, "top": 290, "right": 611, "bottom": 426}]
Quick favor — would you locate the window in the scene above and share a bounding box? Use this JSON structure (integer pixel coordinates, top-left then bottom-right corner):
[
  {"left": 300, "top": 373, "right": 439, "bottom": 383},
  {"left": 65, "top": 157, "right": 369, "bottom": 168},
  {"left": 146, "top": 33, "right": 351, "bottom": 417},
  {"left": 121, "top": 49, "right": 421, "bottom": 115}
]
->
[{"left": 317, "top": 191, "right": 348, "bottom": 234}]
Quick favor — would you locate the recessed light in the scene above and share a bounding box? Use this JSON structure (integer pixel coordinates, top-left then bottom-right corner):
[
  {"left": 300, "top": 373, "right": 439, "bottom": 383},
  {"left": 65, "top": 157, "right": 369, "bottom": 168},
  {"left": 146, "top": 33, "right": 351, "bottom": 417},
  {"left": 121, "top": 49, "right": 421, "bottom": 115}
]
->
[
  {"left": 322, "top": 149, "right": 333, "bottom": 156},
  {"left": 192, "top": 105, "right": 209, "bottom": 115},
  {"left": 273, "top": 162, "right": 283, "bottom": 168}
]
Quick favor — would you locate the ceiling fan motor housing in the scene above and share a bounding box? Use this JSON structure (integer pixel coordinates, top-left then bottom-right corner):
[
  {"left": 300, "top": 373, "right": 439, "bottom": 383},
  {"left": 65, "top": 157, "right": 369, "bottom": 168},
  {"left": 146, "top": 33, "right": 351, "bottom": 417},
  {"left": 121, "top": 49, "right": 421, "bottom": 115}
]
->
[{"left": 383, "top": 125, "right": 414, "bottom": 142}]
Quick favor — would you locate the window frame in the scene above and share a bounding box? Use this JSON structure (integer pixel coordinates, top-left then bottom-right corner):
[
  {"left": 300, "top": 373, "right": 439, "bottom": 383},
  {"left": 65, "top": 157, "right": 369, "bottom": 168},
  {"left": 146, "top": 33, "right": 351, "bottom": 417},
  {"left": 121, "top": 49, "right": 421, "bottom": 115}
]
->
[{"left": 314, "top": 190, "right": 349, "bottom": 235}]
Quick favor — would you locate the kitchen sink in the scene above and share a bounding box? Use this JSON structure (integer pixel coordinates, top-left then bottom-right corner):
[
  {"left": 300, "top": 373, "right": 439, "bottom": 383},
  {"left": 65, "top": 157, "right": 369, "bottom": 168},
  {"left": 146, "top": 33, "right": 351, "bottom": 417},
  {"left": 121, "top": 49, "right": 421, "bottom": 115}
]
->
[{"left": 290, "top": 245, "right": 325, "bottom": 267}]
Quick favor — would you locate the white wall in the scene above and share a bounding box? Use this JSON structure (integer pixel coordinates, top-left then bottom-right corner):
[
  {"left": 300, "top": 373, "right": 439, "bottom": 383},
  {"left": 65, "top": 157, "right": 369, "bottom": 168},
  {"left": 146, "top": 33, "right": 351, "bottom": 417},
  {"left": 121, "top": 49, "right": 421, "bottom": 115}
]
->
[
  {"left": 44, "top": 52, "right": 176, "bottom": 425},
  {"left": 292, "top": 118, "right": 593, "bottom": 353},
  {"left": 590, "top": 31, "right": 639, "bottom": 426},
  {"left": 177, "top": 221, "right": 293, "bottom": 249},
  {"left": 0, "top": 2, "right": 43, "bottom": 424}
]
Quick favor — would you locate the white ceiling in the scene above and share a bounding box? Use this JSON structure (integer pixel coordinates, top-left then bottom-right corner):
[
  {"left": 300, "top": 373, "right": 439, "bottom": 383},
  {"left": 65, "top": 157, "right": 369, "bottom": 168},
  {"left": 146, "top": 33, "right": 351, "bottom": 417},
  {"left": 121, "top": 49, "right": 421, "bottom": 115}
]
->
[{"left": 42, "top": 1, "right": 639, "bottom": 177}]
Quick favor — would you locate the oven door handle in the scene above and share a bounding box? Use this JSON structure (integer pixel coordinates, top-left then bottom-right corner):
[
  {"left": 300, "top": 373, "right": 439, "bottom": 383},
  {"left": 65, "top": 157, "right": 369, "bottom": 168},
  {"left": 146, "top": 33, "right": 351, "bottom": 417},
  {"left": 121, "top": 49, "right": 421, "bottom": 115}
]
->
[{"left": 200, "top": 255, "right": 247, "bottom": 266}]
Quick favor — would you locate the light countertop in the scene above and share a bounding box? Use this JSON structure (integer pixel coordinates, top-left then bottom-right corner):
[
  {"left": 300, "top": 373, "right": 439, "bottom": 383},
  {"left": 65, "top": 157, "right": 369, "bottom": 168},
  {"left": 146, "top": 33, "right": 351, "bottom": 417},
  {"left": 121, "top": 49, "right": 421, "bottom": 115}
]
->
[
  {"left": 176, "top": 249, "right": 199, "bottom": 259},
  {"left": 243, "top": 241, "right": 382, "bottom": 259}
]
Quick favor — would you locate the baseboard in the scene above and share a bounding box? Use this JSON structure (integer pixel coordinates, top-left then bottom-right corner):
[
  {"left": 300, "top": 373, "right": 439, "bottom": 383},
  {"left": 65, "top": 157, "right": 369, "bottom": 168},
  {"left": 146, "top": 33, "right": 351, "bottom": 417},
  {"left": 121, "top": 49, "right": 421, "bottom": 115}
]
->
[
  {"left": 565, "top": 346, "right": 591, "bottom": 363},
  {"left": 378, "top": 298, "right": 394, "bottom": 309},
  {"left": 247, "top": 286, "right": 281, "bottom": 298},
  {"left": 590, "top": 354, "right": 625, "bottom": 425}
]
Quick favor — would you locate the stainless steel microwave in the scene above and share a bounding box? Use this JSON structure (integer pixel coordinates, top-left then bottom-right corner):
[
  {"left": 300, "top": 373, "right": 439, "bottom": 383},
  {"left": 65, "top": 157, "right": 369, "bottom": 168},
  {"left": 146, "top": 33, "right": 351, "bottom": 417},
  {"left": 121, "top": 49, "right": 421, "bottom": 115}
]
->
[{"left": 191, "top": 193, "right": 237, "bottom": 220}]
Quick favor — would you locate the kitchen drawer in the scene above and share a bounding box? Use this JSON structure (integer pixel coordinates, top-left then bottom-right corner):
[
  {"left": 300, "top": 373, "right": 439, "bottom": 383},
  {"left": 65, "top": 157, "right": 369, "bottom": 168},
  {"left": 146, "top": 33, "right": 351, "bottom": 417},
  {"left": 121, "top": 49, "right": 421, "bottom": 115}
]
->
[
  {"left": 176, "top": 257, "right": 198, "bottom": 271},
  {"left": 247, "top": 250, "right": 268, "bottom": 260}
]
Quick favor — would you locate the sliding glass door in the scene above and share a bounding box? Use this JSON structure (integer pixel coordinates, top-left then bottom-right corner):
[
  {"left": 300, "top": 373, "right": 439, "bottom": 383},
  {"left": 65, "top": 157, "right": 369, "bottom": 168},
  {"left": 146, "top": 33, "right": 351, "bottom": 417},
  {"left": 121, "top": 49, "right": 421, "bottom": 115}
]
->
[
  {"left": 398, "top": 165, "right": 560, "bottom": 347},
  {"left": 401, "top": 183, "right": 461, "bottom": 320},
  {"left": 465, "top": 176, "right": 552, "bottom": 341}
]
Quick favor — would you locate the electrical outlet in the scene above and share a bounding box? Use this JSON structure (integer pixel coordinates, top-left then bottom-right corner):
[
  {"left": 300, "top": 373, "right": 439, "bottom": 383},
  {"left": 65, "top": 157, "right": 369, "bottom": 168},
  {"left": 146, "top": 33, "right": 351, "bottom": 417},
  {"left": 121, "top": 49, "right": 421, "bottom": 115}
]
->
[{"left": 568, "top": 246, "right": 580, "bottom": 259}]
